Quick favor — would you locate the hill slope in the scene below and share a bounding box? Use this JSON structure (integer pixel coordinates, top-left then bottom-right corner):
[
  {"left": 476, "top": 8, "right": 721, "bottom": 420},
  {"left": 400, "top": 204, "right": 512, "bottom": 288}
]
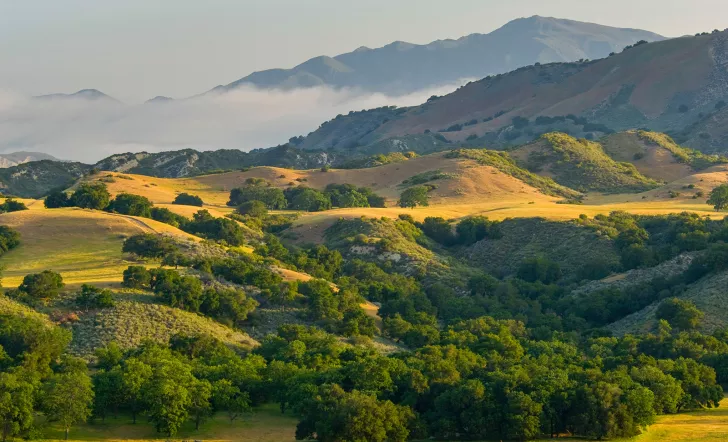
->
[
  {"left": 218, "top": 16, "right": 663, "bottom": 94},
  {"left": 0, "top": 152, "right": 62, "bottom": 168},
  {"left": 297, "top": 31, "right": 728, "bottom": 154},
  {"left": 0, "top": 160, "right": 91, "bottom": 197},
  {"left": 509, "top": 133, "right": 660, "bottom": 193}
]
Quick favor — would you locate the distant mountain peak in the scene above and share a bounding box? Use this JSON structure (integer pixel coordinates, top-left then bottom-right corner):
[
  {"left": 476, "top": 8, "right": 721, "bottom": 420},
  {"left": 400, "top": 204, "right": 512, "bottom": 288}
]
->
[
  {"left": 216, "top": 16, "right": 665, "bottom": 95},
  {"left": 145, "top": 96, "right": 174, "bottom": 104},
  {"left": 35, "top": 88, "right": 120, "bottom": 103}
]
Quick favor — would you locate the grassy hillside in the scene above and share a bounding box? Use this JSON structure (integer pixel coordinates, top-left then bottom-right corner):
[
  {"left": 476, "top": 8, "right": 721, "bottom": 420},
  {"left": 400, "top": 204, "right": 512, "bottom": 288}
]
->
[
  {"left": 68, "top": 292, "right": 257, "bottom": 356},
  {"left": 445, "top": 148, "right": 581, "bottom": 199},
  {"left": 609, "top": 269, "right": 728, "bottom": 336},
  {"left": 511, "top": 133, "right": 661, "bottom": 193},
  {"left": 91, "top": 150, "right": 562, "bottom": 207},
  {"left": 467, "top": 217, "right": 620, "bottom": 278},
  {"left": 0, "top": 207, "right": 197, "bottom": 287}
]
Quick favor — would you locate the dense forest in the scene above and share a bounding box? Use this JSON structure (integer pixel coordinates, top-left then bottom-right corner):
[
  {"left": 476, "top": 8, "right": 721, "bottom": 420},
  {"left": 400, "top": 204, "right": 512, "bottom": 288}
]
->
[{"left": 4, "top": 183, "right": 728, "bottom": 441}]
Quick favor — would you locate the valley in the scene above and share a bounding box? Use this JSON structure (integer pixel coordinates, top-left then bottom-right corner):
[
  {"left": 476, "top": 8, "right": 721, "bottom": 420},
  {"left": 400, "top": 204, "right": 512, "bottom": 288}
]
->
[{"left": 4, "top": 14, "right": 728, "bottom": 442}]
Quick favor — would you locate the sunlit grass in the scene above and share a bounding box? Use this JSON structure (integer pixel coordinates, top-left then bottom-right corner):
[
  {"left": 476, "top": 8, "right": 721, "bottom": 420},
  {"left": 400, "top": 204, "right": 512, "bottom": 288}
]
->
[{"left": 40, "top": 403, "right": 296, "bottom": 441}]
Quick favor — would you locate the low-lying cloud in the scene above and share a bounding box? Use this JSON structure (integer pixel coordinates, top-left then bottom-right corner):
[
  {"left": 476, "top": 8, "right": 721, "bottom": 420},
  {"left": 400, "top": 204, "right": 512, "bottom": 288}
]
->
[{"left": 0, "top": 82, "right": 469, "bottom": 163}]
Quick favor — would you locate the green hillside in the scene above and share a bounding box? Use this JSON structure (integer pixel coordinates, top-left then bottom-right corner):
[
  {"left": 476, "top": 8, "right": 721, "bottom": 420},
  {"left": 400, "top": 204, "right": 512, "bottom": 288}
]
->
[{"left": 512, "top": 133, "right": 661, "bottom": 193}]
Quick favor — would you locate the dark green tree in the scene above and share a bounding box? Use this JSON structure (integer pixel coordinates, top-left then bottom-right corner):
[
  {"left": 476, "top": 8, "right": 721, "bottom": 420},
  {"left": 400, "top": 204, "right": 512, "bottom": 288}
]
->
[
  {"left": 122, "top": 234, "right": 176, "bottom": 259},
  {"left": 44, "top": 191, "right": 71, "bottom": 208},
  {"left": 656, "top": 298, "right": 704, "bottom": 330},
  {"left": 122, "top": 266, "right": 152, "bottom": 289},
  {"left": 41, "top": 371, "right": 94, "bottom": 440},
  {"left": 0, "top": 373, "right": 34, "bottom": 442},
  {"left": 70, "top": 182, "right": 111, "bottom": 210},
  {"left": 18, "top": 270, "right": 64, "bottom": 302},
  {"left": 107, "top": 193, "right": 153, "bottom": 217},
  {"left": 708, "top": 184, "right": 728, "bottom": 211},
  {"left": 236, "top": 200, "right": 268, "bottom": 217},
  {"left": 398, "top": 186, "right": 429, "bottom": 208},
  {"left": 172, "top": 193, "right": 204, "bottom": 207}
]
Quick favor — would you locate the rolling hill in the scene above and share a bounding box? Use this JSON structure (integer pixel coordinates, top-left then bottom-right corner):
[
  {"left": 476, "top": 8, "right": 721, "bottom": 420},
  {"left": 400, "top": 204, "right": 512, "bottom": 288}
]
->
[
  {"left": 216, "top": 16, "right": 663, "bottom": 95},
  {"left": 509, "top": 132, "right": 660, "bottom": 193},
  {"left": 296, "top": 30, "right": 728, "bottom": 154}
]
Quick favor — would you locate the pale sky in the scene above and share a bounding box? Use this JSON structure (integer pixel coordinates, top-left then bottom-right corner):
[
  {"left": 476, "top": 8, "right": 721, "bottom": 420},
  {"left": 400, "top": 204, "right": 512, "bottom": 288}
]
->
[{"left": 1, "top": 0, "right": 727, "bottom": 103}]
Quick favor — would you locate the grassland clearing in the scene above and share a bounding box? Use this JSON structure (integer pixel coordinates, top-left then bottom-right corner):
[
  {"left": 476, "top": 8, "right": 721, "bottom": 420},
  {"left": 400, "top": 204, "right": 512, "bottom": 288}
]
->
[
  {"left": 39, "top": 403, "right": 296, "bottom": 442},
  {"left": 0, "top": 208, "right": 198, "bottom": 288}
]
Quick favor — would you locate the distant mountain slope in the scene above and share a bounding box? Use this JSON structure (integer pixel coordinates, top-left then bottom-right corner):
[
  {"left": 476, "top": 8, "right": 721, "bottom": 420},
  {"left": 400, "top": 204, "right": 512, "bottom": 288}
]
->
[
  {"left": 34, "top": 88, "right": 120, "bottom": 102},
  {"left": 297, "top": 31, "right": 728, "bottom": 154},
  {"left": 0, "top": 152, "right": 61, "bottom": 168},
  {"left": 217, "top": 16, "right": 664, "bottom": 94},
  {"left": 94, "top": 146, "right": 334, "bottom": 178},
  {"left": 0, "top": 160, "right": 91, "bottom": 198}
]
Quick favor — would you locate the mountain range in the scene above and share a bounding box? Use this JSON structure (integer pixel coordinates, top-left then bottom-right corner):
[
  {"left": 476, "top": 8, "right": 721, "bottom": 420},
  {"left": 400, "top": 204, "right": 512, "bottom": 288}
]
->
[
  {"left": 297, "top": 29, "right": 728, "bottom": 155},
  {"left": 36, "top": 16, "right": 664, "bottom": 102},
  {"left": 214, "top": 16, "right": 665, "bottom": 95}
]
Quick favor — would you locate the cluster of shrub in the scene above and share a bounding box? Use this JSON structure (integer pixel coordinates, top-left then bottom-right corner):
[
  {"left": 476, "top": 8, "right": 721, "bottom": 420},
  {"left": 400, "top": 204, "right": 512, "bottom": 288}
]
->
[
  {"left": 121, "top": 233, "right": 375, "bottom": 336},
  {"left": 45, "top": 183, "right": 251, "bottom": 246},
  {"left": 6, "top": 269, "right": 115, "bottom": 312},
  {"left": 410, "top": 215, "right": 501, "bottom": 247},
  {"left": 0, "top": 198, "right": 28, "bottom": 214},
  {"left": 122, "top": 265, "right": 258, "bottom": 326},
  {"left": 227, "top": 178, "right": 385, "bottom": 212}
]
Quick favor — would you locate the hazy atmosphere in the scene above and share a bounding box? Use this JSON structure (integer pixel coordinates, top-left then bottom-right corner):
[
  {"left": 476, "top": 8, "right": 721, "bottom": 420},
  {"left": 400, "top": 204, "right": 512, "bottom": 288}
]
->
[
  {"left": 4, "top": 3, "right": 728, "bottom": 442},
  {"left": 1, "top": 0, "right": 727, "bottom": 160}
]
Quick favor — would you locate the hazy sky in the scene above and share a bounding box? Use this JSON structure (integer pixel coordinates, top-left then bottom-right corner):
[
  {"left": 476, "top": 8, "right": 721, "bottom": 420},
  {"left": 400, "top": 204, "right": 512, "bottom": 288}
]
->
[{"left": 2, "top": 0, "right": 727, "bottom": 103}]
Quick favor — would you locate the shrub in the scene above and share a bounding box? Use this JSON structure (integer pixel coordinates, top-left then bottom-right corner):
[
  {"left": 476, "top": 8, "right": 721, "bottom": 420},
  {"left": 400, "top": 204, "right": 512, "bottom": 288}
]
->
[
  {"left": 512, "top": 116, "right": 530, "bottom": 129},
  {"left": 150, "top": 207, "right": 187, "bottom": 227},
  {"left": 0, "top": 199, "right": 28, "bottom": 213},
  {"left": 421, "top": 217, "right": 456, "bottom": 246},
  {"left": 184, "top": 210, "right": 248, "bottom": 246},
  {"left": 517, "top": 257, "right": 562, "bottom": 284},
  {"left": 75, "top": 284, "right": 115, "bottom": 311},
  {"left": 656, "top": 298, "right": 704, "bottom": 330},
  {"left": 173, "top": 193, "right": 204, "bottom": 207},
  {"left": 456, "top": 216, "right": 500, "bottom": 245},
  {"left": 0, "top": 225, "right": 20, "bottom": 254}
]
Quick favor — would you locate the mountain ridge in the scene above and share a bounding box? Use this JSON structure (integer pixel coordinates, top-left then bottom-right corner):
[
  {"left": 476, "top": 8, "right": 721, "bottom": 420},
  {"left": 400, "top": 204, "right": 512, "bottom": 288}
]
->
[{"left": 215, "top": 16, "right": 664, "bottom": 95}]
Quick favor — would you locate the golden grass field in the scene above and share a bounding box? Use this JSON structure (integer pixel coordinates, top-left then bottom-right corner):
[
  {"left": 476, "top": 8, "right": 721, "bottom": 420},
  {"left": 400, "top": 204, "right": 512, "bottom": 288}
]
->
[
  {"left": 629, "top": 397, "right": 728, "bottom": 442},
  {"left": 4, "top": 151, "right": 727, "bottom": 281},
  {"left": 40, "top": 403, "right": 297, "bottom": 442},
  {"left": 0, "top": 207, "right": 198, "bottom": 288}
]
